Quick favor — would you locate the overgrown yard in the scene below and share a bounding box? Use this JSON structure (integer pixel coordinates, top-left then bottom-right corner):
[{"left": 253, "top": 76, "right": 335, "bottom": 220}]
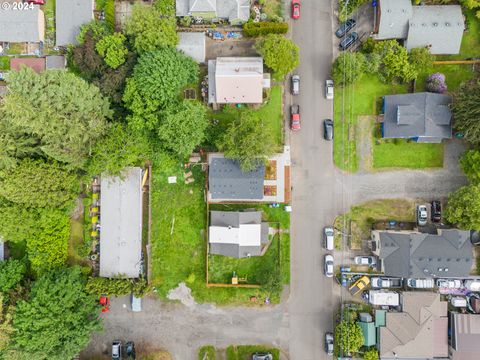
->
[
  {"left": 150, "top": 155, "right": 289, "bottom": 305},
  {"left": 198, "top": 345, "right": 280, "bottom": 360},
  {"left": 205, "top": 86, "right": 284, "bottom": 150},
  {"left": 334, "top": 199, "right": 416, "bottom": 250}
]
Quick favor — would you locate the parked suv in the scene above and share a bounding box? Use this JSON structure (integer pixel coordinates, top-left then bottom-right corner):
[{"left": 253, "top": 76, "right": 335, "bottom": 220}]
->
[
  {"left": 431, "top": 200, "right": 442, "bottom": 222},
  {"left": 291, "top": 75, "right": 300, "bottom": 95},
  {"left": 324, "top": 226, "right": 334, "bottom": 251},
  {"left": 324, "top": 119, "right": 333, "bottom": 140},
  {"left": 112, "top": 341, "right": 122, "bottom": 360},
  {"left": 436, "top": 279, "right": 463, "bottom": 289},
  {"left": 335, "top": 18, "right": 356, "bottom": 38},
  {"left": 407, "top": 278, "right": 434, "bottom": 289},
  {"left": 339, "top": 32, "right": 358, "bottom": 50}
]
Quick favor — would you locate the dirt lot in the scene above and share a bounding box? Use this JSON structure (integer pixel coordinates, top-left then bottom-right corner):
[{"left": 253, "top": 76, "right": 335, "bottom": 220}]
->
[{"left": 205, "top": 37, "right": 258, "bottom": 60}]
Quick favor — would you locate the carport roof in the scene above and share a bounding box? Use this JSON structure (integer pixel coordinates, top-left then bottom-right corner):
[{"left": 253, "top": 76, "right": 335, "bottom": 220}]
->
[{"left": 99, "top": 167, "right": 143, "bottom": 278}]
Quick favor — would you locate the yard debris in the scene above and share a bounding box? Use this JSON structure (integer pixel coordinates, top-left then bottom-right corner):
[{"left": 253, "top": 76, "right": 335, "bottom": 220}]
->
[{"left": 168, "top": 176, "right": 177, "bottom": 184}]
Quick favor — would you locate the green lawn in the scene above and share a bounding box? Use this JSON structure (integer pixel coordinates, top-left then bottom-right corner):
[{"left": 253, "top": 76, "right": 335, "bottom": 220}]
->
[
  {"left": 0, "top": 56, "right": 10, "bottom": 70},
  {"left": 373, "top": 139, "right": 444, "bottom": 169},
  {"left": 226, "top": 346, "right": 280, "bottom": 360},
  {"left": 150, "top": 154, "right": 287, "bottom": 305},
  {"left": 333, "top": 78, "right": 408, "bottom": 171},
  {"left": 334, "top": 199, "right": 416, "bottom": 250},
  {"left": 198, "top": 346, "right": 216, "bottom": 360},
  {"left": 43, "top": 0, "right": 58, "bottom": 54},
  {"left": 205, "top": 86, "right": 284, "bottom": 151}
]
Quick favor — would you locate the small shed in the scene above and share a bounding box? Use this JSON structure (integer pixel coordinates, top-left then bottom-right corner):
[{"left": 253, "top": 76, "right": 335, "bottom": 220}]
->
[{"left": 359, "top": 321, "right": 377, "bottom": 347}]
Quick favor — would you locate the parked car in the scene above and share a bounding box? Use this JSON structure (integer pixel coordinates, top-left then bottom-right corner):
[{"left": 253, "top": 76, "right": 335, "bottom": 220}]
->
[
  {"left": 252, "top": 353, "right": 273, "bottom": 360},
  {"left": 291, "top": 75, "right": 300, "bottom": 95},
  {"left": 324, "top": 226, "right": 334, "bottom": 251},
  {"left": 112, "top": 341, "right": 122, "bottom": 360},
  {"left": 339, "top": 32, "right": 358, "bottom": 51},
  {"left": 25, "top": 0, "right": 45, "bottom": 5},
  {"left": 125, "top": 341, "right": 136, "bottom": 360},
  {"left": 290, "top": 104, "right": 301, "bottom": 131},
  {"left": 324, "top": 254, "right": 334, "bottom": 277},
  {"left": 324, "top": 119, "right": 333, "bottom": 140},
  {"left": 325, "top": 79, "right": 334, "bottom": 100},
  {"left": 465, "top": 280, "right": 480, "bottom": 292},
  {"left": 431, "top": 200, "right": 442, "bottom": 222},
  {"left": 370, "top": 277, "right": 403, "bottom": 289},
  {"left": 354, "top": 256, "right": 376, "bottom": 266},
  {"left": 436, "top": 279, "right": 463, "bottom": 289},
  {"left": 335, "top": 18, "right": 356, "bottom": 38},
  {"left": 291, "top": 0, "right": 300, "bottom": 19},
  {"left": 324, "top": 332, "right": 334, "bottom": 355},
  {"left": 131, "top": 294, "right": 142, "bottom": 312},
  {"left": 417, "top": 205, "right": 428, "bottom": 226},
  {"left": 349, "top": 275, "right": 370, "bottom": 296},
  {"left": 407, "top": 278, "right": 435, "bottom": 289}
]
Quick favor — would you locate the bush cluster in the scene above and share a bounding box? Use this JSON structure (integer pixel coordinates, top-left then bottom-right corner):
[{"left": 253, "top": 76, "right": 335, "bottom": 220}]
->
[
  {"left": 86, "top": 277, "right": 151, "bottom": 297},
  {"left": 243, "top": 21, "right": 288, "bottom": 37}
]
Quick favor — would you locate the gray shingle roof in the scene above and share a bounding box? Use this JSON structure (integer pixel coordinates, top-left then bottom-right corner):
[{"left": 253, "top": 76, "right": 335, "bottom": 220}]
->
[
  {"left": 99, "top": 167, "right": 143, "bottom": 278},
  {"left": 209, "top": 157, "right": 265, "bottom": 200},
  {"left": 176, "top": 0, "right": 250, "bottom": 22},
  {"left": 383, "top": 92, "right": 452, "bottom": 143},
  {"left": 377, "top": 0, "right": 412, "bottom": 39},
  {"left": 379, "top": 229, "right": 473, "bottom": 278},
  {"left": 406, "top": 5, "right": 464, "bottom": 55},
  {"left": 209, "top": 210, "right": 268, "bottom": 258},
  {"left": 56, "top": 0, "right": 94, "bottom": 46},
  {"left": 0, "top": 2, "right": 43, "bottom": 43}
]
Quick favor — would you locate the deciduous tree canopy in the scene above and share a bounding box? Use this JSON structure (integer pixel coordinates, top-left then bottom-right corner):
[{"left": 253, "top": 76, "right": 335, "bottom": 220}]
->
[
  {"left": 335, "top": 320, "right": 364, "bottom": 355},
  {"left": 445, "top": 184, "right": 480, "bottom": 230},
  {"left": 255, "top": 34, "right": 299, "bottom": 79},
  {"left": 96, "top": 32, "right": 129, "bottom": 69},
  {"left": 332, "top": 52, "right": 366, "bottom": 85},
  {"left": 453, "top": 81, "right": 480, "bottom": 145}
]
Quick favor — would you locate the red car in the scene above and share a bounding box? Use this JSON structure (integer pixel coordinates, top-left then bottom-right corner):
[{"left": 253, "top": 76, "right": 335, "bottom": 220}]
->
[
  {"left": 26, "top": 0, "right": 45, "bottom": 5},
  {"left": 292, "top": 0, "right": 300, "bottom": 20},
  {"left": 291, "top": 105, "right": 301, "bottom": 131},
  {"left": 99, "top": 295, "right": 110, "bottom": 313}
]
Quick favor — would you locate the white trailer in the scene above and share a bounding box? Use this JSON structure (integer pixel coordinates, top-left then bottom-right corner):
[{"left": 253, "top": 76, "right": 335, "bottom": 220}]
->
[{"left": 368, "top": 290, "right": 400, "bottom": 306}]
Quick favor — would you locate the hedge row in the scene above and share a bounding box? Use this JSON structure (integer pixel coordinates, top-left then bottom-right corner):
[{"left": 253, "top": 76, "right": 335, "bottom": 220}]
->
[
  {"left": 243, "top": 21, "right": 289, "bottom": 37},
  {"left": 86, "top": 277, "right": 151, "bottom": 297}
]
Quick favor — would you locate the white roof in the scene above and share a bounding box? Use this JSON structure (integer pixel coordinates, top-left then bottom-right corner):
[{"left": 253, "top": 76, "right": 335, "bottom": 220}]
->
[
  {"left": 99, "top": 167, "right": 143, "bottom": 278},
  {"left": 209, "top": 224, "right": 261, "bottom": 246},
  {"left": 209, "top": 57, "right": 264, "bottom": 104},
  {"left": 369, "top": 291, "right": 400, "bottom": 306}
]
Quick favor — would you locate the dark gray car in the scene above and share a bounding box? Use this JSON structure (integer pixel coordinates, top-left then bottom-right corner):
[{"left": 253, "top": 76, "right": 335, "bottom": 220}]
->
[
  {"left": 252, "top": 353, "right": 273, "bottom": 360},
  {"left": 339, "top": 32, "right": 358, "bottom": 50},
  {"left": 335, "top": 18, "right": 356, "bottom": 38},
  {"left": 324, "top": 119, "right": 333, "bottom": 140}
]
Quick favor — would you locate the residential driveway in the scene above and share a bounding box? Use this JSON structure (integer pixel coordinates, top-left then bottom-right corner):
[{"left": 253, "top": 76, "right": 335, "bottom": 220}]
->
[{"left": 205, "top": 37, "right": 257, "bottom": 60}]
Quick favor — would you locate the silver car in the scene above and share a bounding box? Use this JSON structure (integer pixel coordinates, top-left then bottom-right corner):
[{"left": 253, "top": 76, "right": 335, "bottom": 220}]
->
[
  {"left": 417, "top": 205, "right": 428, "bottom": 226},
  {"left": 291, "top": 75, "right": 300, "bottom": 95},
  {"left": 112, "top": 341, "right": 122, "bottom": 360},
  {"left": 252, "top": 353, "right": 273, "bottom": 360},
  {"left": 324, "top": 254, "right": 334, "bottom": 277},
  {"left": 325, "top": 79, "right": 334, "bottom": 100},
  {"left": 325, "top": 332, "right": 334, "bottom": 355}
]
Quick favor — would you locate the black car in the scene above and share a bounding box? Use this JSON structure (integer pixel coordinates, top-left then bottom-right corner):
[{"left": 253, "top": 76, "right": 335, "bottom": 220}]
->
[
  {"left": 339, "top": 32, "right": 358, "bottom": 51},
  {"left": 125, "top": 341, "right": 136, "bottom": 359},
  {"left": 324, "top": 119, "right": 333, "bottom": 140},
  {"left": 431, "top": 200, "right": 442, "bottom": 222},
  {"left": 335, "top": 18, "right": 356, "bottom": 38}
]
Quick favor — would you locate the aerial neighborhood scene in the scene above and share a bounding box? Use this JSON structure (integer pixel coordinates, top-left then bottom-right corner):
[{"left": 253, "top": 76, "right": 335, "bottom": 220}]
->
[{"left": 1, "top": 0, "right": 480, "bottom": 359}]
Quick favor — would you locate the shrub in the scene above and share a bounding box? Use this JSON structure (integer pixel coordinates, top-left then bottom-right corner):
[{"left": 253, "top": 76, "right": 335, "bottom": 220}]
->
[
  {"left": 338, "top": 0, "right": 367, "bottom": 22},
  {"left": 85, "top": 277, "right": 151, "bottom": 297},
  {"left": 425, "top": 73, "right": 447, "bottom": 93},
  {"left": 180, "top": 16, "right": 192, "bottom": 27},
  {"left": 104, "top": 0, "right": 115, "bottom": 31},
  {"left": 243, "top": 21, "right": 289, "bottom": 37}
]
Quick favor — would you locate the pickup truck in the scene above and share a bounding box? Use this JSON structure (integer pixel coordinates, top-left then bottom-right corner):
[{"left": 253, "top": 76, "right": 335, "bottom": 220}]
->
[
  {"left": 349, "top": 275, "right": 370, "bottom": 296},
  {"left": 370, "top": 277, "right": 403, "bottom": 289},
  {"left": 407, "top": 278, "right": 434, "bottom": 289}
]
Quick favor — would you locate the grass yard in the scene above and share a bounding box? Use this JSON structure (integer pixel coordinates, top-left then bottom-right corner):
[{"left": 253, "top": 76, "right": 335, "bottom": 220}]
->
[
  {"left": 334, "top": 199, "right": 415, "bottom": 250},
  {"left": 150, "top": 154, "right": 286, "bottom": 305},
  {"left": 205, "top": 86, "right": 284, "bottom": 151},
  {"left": 260, "top": 0, "right": 284, "bottom": 19},
  {"left": 373, "top": 139, "right": 444, "bottom": 169},
  {"left": 198, "top": 346, "right": 216, "bottom": 360},
  {"left": 334, "top": 78, "right": 408, "bottom": 171},
  {"left": 226, "top": 345, "right": 280, "bottom": 360},
  {"left": 0, "top": 56, "right": 10, "bottom": 70},
  {"left": 67, "top": 197, "right": 92, "bottom": 268},
  {"left": 43, "top": 0, "right": 58, "bottom": 54}
]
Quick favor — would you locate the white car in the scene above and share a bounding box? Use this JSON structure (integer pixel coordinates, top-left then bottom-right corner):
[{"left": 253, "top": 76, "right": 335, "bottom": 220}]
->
[
  {"left": 324, "top": 226, "right": 334, "bottom": 250},
  {"left": 112, "top": 341, "right": 122, "bottom": 359},
  {"left": 407, "top": 278, "right": 435, "bottom": 289},
  {"left": 325, "top": 79, "right": 334, "bottom": 100},
  {"left": 465, "top": 280, "right": 480, "bottom": 292},
  {"left": 354, "top": 256, "right": 376, "bottom": 266},
  {"left": 417, "top": 205, "right": 428, "bottom": 226},
  {"left": 436, "top": 279, "right": 463, "bottom": 289},
  {"left": 324, "top": 254, "right": 334, "bottom": 277}
]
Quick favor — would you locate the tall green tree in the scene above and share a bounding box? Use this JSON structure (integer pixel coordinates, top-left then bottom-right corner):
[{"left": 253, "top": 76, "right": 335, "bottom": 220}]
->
[
  {"left": 364, "top": 348, "right": 379, "bottom": 360},
  {"left": 0, "top": 159, "right": 79, "bottom": 210},
  {"left": 409, "top": 47, "right": 433, "bottom": 74},
  {"left": 335, "top": 320, "right": 364, "bottom": 355},
  {"left": 217, "top": 111, "right": 275, "bottom": 172},
  {"left": 255, "top": 34, "right": 299, "bottom": 79},
  {"left": 460, "top": 149, "right": 480, "bottom": 184},
  {"left": 374, "top": 40, "right": 417, "bottom": 82},
  {"left": 332, "top": 52, "right": 366, "bottom": 85},
  {"left": 95, "top": 32, "right": 128, "bottom": 69},
  {"left": 123, "top": 48, "right": 198, "bottom": 131},
  {"left": 1, "top": 68, "right": 111, "bottom": 168},
  {"left": 445, "top": 184, "right": 480, "bottom": 230},
  {"left": 76, "top": 20, "right": 111, "bottom": 44},
  {"left": 124, "top": 4, "right": 178, "bottom": 54},
  {"left": 453, "top": 81, "right": 480, "bottom": 145},
  {"left": 10, "top": 267, "right": 101, "bottom": 359},
  {"left": 0, "top": 259, "right": 26, "bottom": 293},
  {"left": 0, "top": 201, "right": 39, "bottom": 243},
  {"left": 158, "top": 101, "right": 208, "bottom": 158}
]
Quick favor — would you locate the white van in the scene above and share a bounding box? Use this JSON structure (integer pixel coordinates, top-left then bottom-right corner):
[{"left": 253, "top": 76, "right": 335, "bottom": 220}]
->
[
  {"left": 368, "top": 291, "right": 400, "bottom": 306},
  {"left": 131, "top": 294, "right": 142, "bottom": 312},
  {"left": 407, "top": 278, "right": 435, "bottom": 289},
  {"left": 324, "top": 227, "right": 334, "bottom": 251}
]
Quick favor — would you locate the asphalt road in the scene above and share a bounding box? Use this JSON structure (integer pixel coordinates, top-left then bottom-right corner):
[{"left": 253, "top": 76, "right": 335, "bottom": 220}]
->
[{"left": 288, "top": 1, "right": 341, "bottom": 359}]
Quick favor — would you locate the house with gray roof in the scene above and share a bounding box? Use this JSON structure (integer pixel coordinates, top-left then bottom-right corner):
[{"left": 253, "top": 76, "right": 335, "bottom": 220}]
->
[
  {"left": 176, "top": 0, "right": 250, "bottom": 24},
  {"left": 209, "top": 210, "right": 268, "bottom": 258},
  {"left": 374, "top": 0, "right": 464, "bottom": 54},
  {"left": 449, "top": 312, "right": 480, "bottom": 360},
  {"left": 379, "top": 292, "right": 448, "bottom": 359},
  {"left": 99, "top": 167, "right": 143, "bottom": 278},
  {"left": 382, "top": 92, "right": 452, "bottom": 143},
  {"left": 0, "top": 1, "right": 44, "bottom": 43},
  {"left": 177, "top": 32, "right": 206, "bottom": 63},
  {"left": 371, "top": 229, "right": 473, "bottom": 279},
  {"left": 56, "top": 0, "right": 94, "bottom": 47}
]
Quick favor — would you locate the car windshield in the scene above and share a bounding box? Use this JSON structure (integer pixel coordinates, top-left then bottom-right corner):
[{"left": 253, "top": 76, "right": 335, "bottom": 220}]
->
[{"left": 325, "top": 228, "right": 334, "bottom": 235}]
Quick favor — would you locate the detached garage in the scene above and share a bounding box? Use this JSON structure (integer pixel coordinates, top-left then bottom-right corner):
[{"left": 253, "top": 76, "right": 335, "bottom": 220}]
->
[{"left": 99, "top": 167, "right": 143, "bottom": 278}]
